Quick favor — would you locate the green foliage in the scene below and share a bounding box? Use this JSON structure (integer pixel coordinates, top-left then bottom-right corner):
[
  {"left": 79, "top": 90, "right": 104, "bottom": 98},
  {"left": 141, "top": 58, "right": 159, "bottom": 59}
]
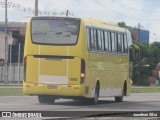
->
[
  {"left": 132, "top": 42, "right": 160, "bottom": 86},
  {"left": 132, "top": 43, "right": 149, "bottom": 85},
  {"left": 132, "top": 86, "right": 160, "bottom": 93},
  {"left": 118, "top": 22, "right": 126, "bottom": 28},
  {"left": 149, "top": 42, "right": 160, "bottom": 71},
  {"left": 0, "top": 88, "right": 23, "bottom": 96}
]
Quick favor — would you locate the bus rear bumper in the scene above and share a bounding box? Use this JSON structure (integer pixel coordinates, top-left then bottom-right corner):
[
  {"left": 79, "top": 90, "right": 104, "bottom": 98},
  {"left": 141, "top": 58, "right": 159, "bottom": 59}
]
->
[{"left": 23, "top": 82, "right": 85, "bottom": 97}]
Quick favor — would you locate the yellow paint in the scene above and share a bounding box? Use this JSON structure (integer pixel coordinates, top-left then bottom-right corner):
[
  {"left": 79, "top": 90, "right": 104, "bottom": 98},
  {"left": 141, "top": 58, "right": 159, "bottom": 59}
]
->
[{"left": 23, "top": 17, "right": 132, "bottom": 99}]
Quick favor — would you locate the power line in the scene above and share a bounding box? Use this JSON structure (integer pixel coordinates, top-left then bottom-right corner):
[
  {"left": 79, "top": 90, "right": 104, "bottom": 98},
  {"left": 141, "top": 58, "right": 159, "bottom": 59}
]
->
[
  {"left": 35, "top": 0, "right": 38, "bottom": 16},
  {"left": 0, "top": 2, "right": 74, "bottom": 17},
  {"left": 94, "top": 0, "right": 160, "bottom": 22},
  {"left": 112, "top": 0, "right": 156, "bottom": 13}
]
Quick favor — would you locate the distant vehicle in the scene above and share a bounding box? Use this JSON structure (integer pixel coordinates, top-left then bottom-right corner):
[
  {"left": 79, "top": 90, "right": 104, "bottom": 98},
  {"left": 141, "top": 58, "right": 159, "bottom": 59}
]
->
[{"left": 23, "top": 17, "right": 139, "bottom": 104}]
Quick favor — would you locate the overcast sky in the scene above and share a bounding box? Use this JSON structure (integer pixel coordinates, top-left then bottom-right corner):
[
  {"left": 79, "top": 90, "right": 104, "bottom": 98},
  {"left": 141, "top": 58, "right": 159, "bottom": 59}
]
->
[{"left": 0, "top": 0, "right": 160, "bottom": 43}]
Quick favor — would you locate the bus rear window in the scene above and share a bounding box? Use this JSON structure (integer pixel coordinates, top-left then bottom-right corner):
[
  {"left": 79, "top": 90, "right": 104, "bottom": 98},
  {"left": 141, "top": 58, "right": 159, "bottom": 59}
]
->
[{"left": 31, "top": 17, "right": 80, "bottom": 45}]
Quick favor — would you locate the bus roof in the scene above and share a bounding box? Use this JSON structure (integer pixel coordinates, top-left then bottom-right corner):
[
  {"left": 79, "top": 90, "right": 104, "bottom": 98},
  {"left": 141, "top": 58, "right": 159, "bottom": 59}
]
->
[
  {"left": 29, "top": 16, "right": 130, "bottom": 34},
  {"left": 83, "top": 18, "right": 130, "bottom": 34}
]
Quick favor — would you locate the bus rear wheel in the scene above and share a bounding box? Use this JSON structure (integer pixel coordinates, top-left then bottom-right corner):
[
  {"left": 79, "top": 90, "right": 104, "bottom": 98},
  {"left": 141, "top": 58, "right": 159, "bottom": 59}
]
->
[
  {"left": 115, "top": 86, "right": 125, "bottom": 102},
  {"left": 115, "top": 95, "right": 123, "bottom": 102},
  {"left": 38, "top": 95, "right": 55, "bottom": 104}
]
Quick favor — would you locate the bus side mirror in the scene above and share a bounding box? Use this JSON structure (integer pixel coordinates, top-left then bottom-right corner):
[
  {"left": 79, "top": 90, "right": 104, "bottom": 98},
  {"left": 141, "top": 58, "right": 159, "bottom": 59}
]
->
[
  {"left": 129, "top": 47, "right": 140, "bottom": 63},
  {"left": 135, "top": 49, "right": 140, "bottom": 62}
]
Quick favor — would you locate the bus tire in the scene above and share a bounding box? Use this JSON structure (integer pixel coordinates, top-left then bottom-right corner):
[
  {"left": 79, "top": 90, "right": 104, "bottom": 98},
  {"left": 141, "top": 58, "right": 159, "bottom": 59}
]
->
[
  {"left": 115, "top": 95, "right": 123, "bottom": 102},
  {"left": 91, "top": 83, "right": 99, "bottom": 105},
  {"left": 38, "top": 95, "right": 55, "bottom": 104},
  {"left": 115, "top": 85, "right": 125, "bottom": 102}
]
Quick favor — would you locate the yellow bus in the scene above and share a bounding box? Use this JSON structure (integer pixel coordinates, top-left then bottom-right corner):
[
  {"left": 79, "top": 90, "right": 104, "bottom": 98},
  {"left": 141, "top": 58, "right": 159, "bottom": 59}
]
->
[{"left": 23, "top": 17, "right": 137, "bottom": 104}]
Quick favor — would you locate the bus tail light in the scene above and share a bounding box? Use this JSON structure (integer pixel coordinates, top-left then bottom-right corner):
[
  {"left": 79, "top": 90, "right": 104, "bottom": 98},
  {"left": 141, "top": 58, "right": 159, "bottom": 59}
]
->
[
  {"left": 80, "top": 59, "right": 85, "bottom": 84},
  {"left": 81, "top": 73, "right": 85, "bottom": 77},
  {"left": 24, "top": 56, "right": 27, "bottom": 82}
]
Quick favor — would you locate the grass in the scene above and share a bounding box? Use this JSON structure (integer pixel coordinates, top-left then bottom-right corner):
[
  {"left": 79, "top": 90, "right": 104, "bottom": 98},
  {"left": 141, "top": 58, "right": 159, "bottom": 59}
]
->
[
  {"left": 131, "top": 86, "right": 160, "bottom": 93},
  {"left": 0, "top": 88, "right": 23, "bottom": 96}
]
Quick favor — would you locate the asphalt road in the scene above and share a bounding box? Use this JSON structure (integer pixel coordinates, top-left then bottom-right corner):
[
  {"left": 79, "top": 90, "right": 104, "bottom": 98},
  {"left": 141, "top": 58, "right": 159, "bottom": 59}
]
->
[{"left": 0, "top": 93, "right": 160, "bottom": 119}]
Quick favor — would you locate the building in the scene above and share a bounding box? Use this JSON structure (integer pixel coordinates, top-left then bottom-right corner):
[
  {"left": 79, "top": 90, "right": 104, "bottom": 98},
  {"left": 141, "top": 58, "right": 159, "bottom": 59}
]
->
[
  {"left": 148, "top": 63, "right": 160, "bottom": 86},
  {"left": 0, "top": 21, "right": 26, "bottom": 63},
  {"left": 127, "top": 26, "right": 150, "bottom": 44}
]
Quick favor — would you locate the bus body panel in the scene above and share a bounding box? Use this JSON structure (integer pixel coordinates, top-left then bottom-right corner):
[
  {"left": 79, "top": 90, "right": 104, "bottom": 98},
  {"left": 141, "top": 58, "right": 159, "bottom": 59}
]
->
[
  {"left": 23, "top": 82, "right": 84, "bottom": 96},
  {"left": 84, "top": 53, "right": 130, "bottom": 98},
  {"left": 24, "top": 18, "right": 87, "bottom": 97},
  {"left": 25, "top": 55, "right": 81, "bottom": 85}
]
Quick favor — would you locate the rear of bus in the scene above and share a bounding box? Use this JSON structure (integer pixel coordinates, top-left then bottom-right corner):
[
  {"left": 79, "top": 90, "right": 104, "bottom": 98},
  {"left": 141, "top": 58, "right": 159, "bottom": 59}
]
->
[{"left": 23, "top": 17, "right": 87, "bottom": 103}]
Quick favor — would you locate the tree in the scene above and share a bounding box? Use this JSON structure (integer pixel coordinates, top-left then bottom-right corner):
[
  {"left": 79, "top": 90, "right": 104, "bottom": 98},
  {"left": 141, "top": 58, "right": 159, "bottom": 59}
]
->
[
  {"left": 132, "top": 42, "right": 160, "bottom": 86},
  {"left": 132, "top": 43, "right": 150, "bottom": 85},
  {"left": 118, "top": 22, "right": 126, "bottom": 28},
  {"left": 149, "top": 42, "right": 160, "bottom": 71}
]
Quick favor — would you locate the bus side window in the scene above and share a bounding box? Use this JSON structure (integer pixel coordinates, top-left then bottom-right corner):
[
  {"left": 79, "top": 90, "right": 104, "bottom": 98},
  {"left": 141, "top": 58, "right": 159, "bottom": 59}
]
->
[
  {"left": 108, "top": 32, "right": 112, "bottom": 52},
  {"left": 123, "top": 34, "right": 128, "bottom": 54},
  {"left": 117, "top": 33, "right": 122, "bottom": 53},
  {"left": 97, "top": 30, "right": 102, "bottom": 51},
  {"left": 86, "top": 28, "right": 91, "bottom": 51},
  {"left": 90, "top": 29, "right": 95, "bottom": 51},
  {"left": 115, "top": 33, "right": 117, "bottom": 52},
  {"left": 111, "top": 32, "right": 115, "bottom": 52},
  {"left": 121, "top": 34, "right": 124, "bottom": 53},
  {"left": 104, "top": 31, "right": 109, "bottom": 52},
  {"left": 127, "top": 33, "right": 132, "bottom": 47},
  {"left": 101, "top": 30, "right": 105, "bottom": 52},
  {"left": 93, "top": 29, "right": 98, "bottom": 51}
]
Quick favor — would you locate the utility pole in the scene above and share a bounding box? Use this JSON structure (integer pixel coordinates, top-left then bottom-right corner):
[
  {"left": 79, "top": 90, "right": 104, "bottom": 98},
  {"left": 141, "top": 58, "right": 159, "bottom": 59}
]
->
[
  {"left": 35, "top": 0, "right": 38, "bottom": 16},
  {"left": 4, "top": 0, "right": 8, "bottom": 83},
  {"left": 66, "top": 10, "right": 69, "bottom": 17},
  {"left": 138, "top": 22, "right": 141, "bottom": 44}
]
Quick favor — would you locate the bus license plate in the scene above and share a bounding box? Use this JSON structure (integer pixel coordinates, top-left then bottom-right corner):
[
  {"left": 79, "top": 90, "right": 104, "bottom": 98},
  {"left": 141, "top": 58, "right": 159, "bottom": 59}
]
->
[{"left": 47, "top": 85, "right": 57, "bottom": 89}]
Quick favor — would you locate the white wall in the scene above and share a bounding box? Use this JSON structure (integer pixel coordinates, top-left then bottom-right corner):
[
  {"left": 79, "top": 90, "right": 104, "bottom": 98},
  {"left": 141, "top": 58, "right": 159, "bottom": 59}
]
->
[{"left": 0, "top": 31, "right": 13, "bottom": 59}]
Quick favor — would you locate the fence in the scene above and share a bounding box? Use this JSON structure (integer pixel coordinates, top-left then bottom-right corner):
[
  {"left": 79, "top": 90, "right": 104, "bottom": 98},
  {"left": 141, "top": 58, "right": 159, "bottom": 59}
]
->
[{"left": 0, "top": 63, "right": 24, "bottom": 83}]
